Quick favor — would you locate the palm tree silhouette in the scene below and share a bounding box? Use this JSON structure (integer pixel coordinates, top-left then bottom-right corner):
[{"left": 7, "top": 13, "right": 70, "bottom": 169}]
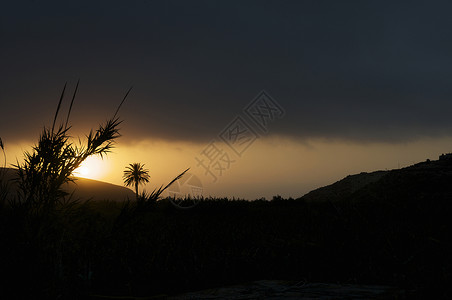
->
[{"left": 123, "top": 163, "right": 150, "bottom": 200}]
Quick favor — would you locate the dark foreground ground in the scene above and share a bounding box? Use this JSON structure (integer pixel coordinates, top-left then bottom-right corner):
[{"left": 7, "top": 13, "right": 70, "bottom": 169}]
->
[{"left": 0, "top": 195, "right": 450, "bottom": 299}]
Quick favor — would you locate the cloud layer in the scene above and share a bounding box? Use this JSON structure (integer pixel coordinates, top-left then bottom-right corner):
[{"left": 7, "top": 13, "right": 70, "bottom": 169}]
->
[{"left": 2, "top": 0, "right": 452, "bottom": 144}]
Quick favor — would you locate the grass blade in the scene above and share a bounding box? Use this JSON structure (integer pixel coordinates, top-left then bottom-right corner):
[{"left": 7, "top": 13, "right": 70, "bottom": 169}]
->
[
  {"left": 113, "top": 86, "right": 133, "bottom": 119},
  {"left": 52, "top": 82, "right": 67, "bottom": 133},
  {"left": 65, "top": 79, "right": 80, "bottom": 129}
]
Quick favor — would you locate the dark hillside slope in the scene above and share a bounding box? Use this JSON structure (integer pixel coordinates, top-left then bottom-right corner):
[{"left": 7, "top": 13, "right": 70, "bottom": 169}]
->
[
  {"left": 0, "top": 167, "right": 134, "bottom": 202},
  {"left": 350, "top": 158, "right": 452, "bottom": 203},
  {"left": 299, "top": 156, "right": 452, "bottom": 203},
  {"left": 301, "top": 170, "right": 387, "bottom": 202}
]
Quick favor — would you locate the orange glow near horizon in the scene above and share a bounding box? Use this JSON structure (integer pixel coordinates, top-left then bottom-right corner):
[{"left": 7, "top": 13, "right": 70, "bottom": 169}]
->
[
  {"left": 5, "top": 136, "right": 452, "bottom": 199},
  {"left": 73, "top": 155, "right": 111, "bottom": 181}
]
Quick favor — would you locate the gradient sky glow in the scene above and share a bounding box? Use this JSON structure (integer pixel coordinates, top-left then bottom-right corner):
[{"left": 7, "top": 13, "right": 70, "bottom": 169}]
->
[{"left": 2, "top": 1, "right": 452, "bottom": 199}]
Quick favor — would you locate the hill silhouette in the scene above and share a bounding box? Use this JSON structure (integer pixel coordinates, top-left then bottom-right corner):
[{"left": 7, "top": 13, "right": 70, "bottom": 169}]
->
[
  {"left": 299, "top": 154, "right": 452, "bottom": 203},
  {"left": 0, "top": 167, "right": 134, "bottom": 202},
  {"left": 300, "top": 170, "right": 388, "bottom": 202}
]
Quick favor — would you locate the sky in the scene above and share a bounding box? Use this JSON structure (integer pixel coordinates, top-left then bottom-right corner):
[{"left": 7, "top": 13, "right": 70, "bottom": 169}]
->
[{"left": 2, "top": 0, "right": 452, "bottom": 199}]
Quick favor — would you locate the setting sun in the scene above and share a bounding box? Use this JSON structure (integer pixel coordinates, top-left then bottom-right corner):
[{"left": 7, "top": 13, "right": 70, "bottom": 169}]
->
[{"left": 74, "top": 155, "right": 110, "bottom": 181}]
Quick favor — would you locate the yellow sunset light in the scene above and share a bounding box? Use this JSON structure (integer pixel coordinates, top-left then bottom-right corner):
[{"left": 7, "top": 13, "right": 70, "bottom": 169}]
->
[{"left": 74, "top": 155, "right": 110, "bottom": 181}]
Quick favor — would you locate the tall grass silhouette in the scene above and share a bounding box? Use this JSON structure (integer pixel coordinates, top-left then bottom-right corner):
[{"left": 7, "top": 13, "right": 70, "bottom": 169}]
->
[
  {"left": 0, "top": 137, "right": 7, "bottom": 208},
  {"left": 0, "top": 137, "right": 5, "bottom": 167},
  {"left": 11, "top": 82, "right": 127, "bottom": 215},
  {"left": 0, "top": 82, "right": 135, "bottom": 298}
]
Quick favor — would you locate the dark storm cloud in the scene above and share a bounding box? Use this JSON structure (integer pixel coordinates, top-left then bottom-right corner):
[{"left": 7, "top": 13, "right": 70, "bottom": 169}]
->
[{"left": 2, "top": 0, "right": 452, "bottom": 144}]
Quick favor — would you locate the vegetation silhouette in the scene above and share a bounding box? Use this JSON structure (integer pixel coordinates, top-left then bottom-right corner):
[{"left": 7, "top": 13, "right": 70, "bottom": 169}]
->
[
  {"left": 113, "top": 168, "right": 189, "bottom": 232},
  {"left": 123, "top": 163, "right": 150, "bottom": 201},
  {"left": 0, "top": 137, "right": 7, "bottom": 208},
  {"left": 9, "top": 82, "right": 133, "bottom": 212},
  {"left": 0, "top": 137, "right": 5, "bottom": 166}
]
